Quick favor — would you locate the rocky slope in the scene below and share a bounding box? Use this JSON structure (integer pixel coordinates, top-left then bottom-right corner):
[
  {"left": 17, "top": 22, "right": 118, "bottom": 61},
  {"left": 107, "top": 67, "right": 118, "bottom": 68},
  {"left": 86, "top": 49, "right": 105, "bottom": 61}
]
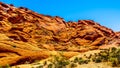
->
[{"left": 0, "top": 2, "right": 120, "bottom": 67}]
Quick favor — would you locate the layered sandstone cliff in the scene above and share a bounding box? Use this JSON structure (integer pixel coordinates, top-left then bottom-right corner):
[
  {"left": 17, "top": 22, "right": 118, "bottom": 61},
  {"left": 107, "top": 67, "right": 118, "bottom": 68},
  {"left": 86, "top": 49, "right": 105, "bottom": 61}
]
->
[{"left": 0, "top": 2, "right": 119, "bottom": 67}]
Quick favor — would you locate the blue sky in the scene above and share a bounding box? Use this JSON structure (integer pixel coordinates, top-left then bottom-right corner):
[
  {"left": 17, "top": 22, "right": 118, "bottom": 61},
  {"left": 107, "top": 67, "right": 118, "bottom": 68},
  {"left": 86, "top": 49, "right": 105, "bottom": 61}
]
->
[{"left": 1, "top": 0, "right": 120, "bottom": 31}]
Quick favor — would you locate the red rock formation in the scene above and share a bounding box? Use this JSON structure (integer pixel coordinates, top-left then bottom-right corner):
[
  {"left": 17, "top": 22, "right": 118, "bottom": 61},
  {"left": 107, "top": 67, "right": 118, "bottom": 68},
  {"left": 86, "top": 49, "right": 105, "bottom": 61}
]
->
[
  {"left": 0, "top": 2, "right": 119, "bottom": 66},
  {"left": 0, "top": 2, "right": 119, "bottom": 50}
]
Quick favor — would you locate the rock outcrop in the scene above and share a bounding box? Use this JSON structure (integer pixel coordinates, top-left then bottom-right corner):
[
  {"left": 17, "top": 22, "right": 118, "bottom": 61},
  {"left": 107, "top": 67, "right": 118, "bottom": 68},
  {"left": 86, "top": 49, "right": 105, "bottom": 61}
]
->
[{"left": 0, "top": 2, "right": 119, "bottom": 66}]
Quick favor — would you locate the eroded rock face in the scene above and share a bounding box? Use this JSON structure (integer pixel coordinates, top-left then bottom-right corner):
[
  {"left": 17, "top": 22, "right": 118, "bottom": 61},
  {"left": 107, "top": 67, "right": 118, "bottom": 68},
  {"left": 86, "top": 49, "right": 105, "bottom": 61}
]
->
[
  {"left": 0, "top": 2, "right": 119, "bottom": 51},
  {"left": 116, "top": 32, "right": 120, "bottom": 38},
  {"left": 0, "top": 2, "right": 119, "bottom": 66}
]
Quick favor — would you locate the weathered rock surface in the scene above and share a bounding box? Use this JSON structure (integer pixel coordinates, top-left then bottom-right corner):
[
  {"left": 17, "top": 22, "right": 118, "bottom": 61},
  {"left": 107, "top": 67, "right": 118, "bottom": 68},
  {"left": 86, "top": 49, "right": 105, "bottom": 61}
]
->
[{"left": 0, "top": 2, "right": 119, "bottom": 66}]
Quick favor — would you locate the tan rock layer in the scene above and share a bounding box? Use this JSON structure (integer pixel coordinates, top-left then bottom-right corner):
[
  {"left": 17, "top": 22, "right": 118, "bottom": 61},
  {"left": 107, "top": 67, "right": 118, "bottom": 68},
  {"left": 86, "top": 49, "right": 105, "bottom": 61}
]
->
[{"left": 0, "top": 35, "right": 79, "bottom": 66}]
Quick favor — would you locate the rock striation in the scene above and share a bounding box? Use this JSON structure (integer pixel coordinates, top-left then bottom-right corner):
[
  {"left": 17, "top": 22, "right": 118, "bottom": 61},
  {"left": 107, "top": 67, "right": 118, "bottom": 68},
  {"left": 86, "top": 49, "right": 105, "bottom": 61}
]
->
[{"left": 0, "top": 2, "right": 119, "bottom": 66}]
